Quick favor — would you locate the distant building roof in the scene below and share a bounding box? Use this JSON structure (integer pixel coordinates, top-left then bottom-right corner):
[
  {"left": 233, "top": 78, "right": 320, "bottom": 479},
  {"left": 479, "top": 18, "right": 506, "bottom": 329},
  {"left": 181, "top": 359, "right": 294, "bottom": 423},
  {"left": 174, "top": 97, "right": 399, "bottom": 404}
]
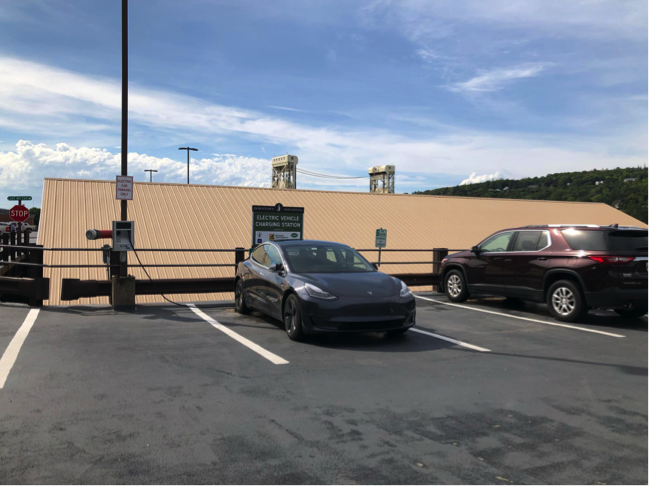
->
[{"left": 40, "top": 178, "right": 647, "bottom": 306}]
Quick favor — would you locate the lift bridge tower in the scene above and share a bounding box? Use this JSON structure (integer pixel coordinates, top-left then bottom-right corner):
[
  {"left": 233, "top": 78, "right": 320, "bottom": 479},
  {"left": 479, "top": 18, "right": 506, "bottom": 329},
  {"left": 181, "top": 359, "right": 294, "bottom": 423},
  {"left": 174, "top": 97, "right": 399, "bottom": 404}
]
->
[
  {"left": 271, "top": 155, "right": 298, "bottom": 189},
  {"left": 368, "top": 165, "right": 395, "bottom": 193}
]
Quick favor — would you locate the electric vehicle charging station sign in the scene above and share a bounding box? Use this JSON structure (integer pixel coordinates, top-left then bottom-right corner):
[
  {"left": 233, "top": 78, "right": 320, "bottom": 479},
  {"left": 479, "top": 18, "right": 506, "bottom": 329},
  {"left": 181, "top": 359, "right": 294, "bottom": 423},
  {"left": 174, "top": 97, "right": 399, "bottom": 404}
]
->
[{"left": 252, "top": 203, "right": 304, "bottom": 246}]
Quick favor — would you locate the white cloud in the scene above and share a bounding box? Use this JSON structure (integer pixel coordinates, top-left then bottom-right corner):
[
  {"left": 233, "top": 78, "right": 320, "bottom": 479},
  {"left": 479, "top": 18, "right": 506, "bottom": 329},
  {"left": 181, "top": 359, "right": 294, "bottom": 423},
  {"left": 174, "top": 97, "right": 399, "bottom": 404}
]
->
[
  {"left": 363, "top": 0, "right": 647, "bottom": 43},
  {"left": 460, "top": 171, "right": 502, "bottom": 185},
  {"left": 447, "top": 63, "right": 551, "bottom": 93},
  {"left": 267, "top": 105, "right": 310, "bottom": 113},
  {"left": 0, "top": 56, "right": 645, "bottom": 199},
  {"left": 0, "top": 140, "right": 271, "bottom": 190}
]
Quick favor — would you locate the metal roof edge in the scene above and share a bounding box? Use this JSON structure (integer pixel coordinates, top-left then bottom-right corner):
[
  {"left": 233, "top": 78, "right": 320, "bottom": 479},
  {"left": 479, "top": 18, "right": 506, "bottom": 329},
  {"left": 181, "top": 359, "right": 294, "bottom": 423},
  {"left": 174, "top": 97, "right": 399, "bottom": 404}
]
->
[{"left": 41, "top": 177, "right": 612, "bottom": 206}]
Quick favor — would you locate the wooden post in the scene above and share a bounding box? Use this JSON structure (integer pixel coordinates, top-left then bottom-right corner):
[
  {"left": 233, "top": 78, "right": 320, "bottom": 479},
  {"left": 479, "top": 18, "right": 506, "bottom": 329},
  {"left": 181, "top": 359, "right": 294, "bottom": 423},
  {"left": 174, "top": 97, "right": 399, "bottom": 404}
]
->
[
  {"left": 432, "top": 248, "right": 448, "bottom": 293},
  {"left": 9, "top": 231, "right": 15, "bottom": 261},
  {"left": 28, "top": 245, "right": 44, "bottom": 307},
  {"left": 0, "top": 233, "right": 7, "bottom": 263},
  {"left": 235, "top": 247, "right": 245, "bottom": 275}
]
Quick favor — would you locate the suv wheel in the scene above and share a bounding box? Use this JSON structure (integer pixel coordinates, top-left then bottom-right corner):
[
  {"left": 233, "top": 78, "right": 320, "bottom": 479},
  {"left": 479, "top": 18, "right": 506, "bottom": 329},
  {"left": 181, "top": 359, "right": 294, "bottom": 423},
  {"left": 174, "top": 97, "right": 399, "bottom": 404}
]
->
[
  {"left": 445, "top": 270, "right": 469, "bottom": 303},
  {"left": 547, "top": 280, "right": 588, "bottom": 322}
]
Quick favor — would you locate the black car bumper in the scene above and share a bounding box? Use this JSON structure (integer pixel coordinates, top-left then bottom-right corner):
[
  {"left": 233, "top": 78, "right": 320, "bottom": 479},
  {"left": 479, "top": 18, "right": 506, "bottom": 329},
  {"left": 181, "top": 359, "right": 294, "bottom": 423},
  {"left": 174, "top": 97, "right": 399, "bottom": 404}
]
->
[
  {"left": 584, "top": 287, "right": 648, "bottom": 309},
  {"left": 297, "top": 294, "right": 416, "bottom": 333}
]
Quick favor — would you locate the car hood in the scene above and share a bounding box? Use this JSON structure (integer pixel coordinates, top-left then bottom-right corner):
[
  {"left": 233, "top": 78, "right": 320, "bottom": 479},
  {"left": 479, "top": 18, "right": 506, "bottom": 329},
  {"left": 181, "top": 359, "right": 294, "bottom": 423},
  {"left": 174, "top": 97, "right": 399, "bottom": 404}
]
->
[{"left": 297, "top": 271, "right": 397, "bottom": 298}]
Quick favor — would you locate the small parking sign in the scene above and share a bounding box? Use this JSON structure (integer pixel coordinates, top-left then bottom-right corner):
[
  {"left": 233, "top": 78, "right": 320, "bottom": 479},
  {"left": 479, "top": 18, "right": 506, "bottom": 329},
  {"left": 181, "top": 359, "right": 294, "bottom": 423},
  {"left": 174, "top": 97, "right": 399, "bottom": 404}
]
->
[{"left": 375, "top": 228, "right": 387, "bottom": 248}]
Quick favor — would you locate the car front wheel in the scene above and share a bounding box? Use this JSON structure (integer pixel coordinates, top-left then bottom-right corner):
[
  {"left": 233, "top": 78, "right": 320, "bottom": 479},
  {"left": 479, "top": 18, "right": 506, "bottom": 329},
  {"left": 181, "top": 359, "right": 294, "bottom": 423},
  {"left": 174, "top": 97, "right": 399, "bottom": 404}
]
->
[
  {"left": 547, "top": 280, "right": 588, "bottom": 322},
  {"left": 445, "top": 270, "right": 469, "bottom": 303},
  {"left": 235, "top": 279, "right": 250, "bottom": 315},
  {"left": 283, "top": 294, "right": 306, "bottom": 341}
]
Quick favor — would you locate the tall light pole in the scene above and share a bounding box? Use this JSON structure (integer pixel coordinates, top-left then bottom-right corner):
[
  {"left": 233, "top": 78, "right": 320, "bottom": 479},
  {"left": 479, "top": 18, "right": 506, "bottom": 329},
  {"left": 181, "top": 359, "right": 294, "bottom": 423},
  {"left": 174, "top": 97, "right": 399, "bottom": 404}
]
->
[
  {"left": 121, "top": 0, "right": 128, "bottom": 222},
  {"left": 178, "top": 147, "right": 198, "bottom": 184},
  {"left": 144, "top": 169, "right": 158, "bottom": 182}
]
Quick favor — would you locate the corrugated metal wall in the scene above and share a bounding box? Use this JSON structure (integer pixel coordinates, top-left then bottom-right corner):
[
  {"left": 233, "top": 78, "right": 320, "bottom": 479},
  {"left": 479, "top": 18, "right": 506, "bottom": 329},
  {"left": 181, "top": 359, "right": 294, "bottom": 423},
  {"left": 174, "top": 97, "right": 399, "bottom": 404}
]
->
[{"left": 40, "top": 178, "right": 646, "bottom": 306}]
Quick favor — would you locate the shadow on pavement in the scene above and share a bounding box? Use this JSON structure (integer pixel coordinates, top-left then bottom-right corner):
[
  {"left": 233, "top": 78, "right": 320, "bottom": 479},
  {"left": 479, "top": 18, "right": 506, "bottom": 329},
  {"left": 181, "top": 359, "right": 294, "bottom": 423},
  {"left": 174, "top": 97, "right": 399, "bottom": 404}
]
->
[
  {"left": 419, "top": 294, "right": 648, "bottom": 333},
  {"left": 452, "top": 347, "right": 648, "bottom": 376}
]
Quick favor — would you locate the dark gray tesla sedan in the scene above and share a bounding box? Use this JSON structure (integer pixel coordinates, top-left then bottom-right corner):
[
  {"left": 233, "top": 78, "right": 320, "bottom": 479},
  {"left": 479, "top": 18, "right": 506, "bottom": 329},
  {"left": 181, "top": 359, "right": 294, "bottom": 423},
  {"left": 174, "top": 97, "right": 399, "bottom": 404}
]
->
[{"left": 235, "top": 240, "right": 416, "bottom": 341}]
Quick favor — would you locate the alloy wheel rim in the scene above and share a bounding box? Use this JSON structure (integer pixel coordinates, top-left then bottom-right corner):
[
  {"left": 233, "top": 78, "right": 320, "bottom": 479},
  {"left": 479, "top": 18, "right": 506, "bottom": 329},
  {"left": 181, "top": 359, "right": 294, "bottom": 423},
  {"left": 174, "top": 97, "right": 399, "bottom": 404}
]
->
[
  {"left": 552, "top": 287, "right": 575, "bottom": 316},
  {"left": 285, "top": 300, "right": 296, "bottom": 333},
  {"left": 447, "top": 275, "right": 462, "bottom": 297},
  {"left": 236, "top": 282, "right": 242, "bottom": 307}
]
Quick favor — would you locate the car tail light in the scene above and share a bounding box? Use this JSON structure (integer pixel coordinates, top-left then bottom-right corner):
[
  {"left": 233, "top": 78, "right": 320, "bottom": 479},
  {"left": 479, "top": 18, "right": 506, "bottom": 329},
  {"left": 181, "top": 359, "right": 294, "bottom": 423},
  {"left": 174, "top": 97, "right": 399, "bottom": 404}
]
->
[{"left": 588, "top": 256, "right": 635, "bottom": 264}]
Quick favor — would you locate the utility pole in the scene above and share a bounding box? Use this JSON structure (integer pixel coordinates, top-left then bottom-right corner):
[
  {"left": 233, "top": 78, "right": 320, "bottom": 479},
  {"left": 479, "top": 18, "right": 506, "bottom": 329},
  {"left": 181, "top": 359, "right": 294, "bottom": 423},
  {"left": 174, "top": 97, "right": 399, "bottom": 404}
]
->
[
  {"left": 144, "top": 169, "right": 158, "bottom": 182},
  {"left": 178, "top": 147, "right": 198, "bottom": 184}
]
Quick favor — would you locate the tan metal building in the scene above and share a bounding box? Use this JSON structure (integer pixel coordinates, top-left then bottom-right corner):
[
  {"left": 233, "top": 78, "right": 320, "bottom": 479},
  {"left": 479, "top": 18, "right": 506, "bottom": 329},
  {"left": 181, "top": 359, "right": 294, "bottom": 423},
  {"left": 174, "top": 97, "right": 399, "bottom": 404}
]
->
[{"left": 40, "top": 178, "right": 646, "bottom": 306}]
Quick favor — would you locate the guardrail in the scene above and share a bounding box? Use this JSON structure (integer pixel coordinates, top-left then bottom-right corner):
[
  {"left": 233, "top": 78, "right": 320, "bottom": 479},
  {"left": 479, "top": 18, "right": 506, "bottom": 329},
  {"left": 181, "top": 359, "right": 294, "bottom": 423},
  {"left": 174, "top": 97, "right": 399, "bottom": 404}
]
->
[{"left": 0, "top": 244, "right": 463, "bottom": 305}]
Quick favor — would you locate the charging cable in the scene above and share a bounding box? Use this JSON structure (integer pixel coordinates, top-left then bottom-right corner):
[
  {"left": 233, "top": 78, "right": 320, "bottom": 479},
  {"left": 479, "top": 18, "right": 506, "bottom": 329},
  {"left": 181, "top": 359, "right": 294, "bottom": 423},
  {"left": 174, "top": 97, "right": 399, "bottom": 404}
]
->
[{"left": 128, "top": 238, "right": 188, "bottom": 308}]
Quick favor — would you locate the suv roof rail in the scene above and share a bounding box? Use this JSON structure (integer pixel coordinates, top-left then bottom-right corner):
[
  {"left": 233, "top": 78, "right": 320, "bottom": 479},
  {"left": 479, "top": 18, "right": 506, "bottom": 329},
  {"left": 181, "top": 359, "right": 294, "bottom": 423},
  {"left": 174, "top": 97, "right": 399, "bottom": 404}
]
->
[{"left": 546, "top": 224, "right": 600, "bottom": 228}]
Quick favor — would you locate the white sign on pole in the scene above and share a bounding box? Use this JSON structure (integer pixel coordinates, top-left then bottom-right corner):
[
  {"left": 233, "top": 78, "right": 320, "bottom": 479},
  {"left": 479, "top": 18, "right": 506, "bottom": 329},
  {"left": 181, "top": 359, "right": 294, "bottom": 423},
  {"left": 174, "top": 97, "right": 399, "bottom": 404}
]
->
[
  {"left": 375, "top": 228, "right": 387, "bottom": 248},
  {"left": 116, "top": 175, "right": 134, "bottom": 200}
]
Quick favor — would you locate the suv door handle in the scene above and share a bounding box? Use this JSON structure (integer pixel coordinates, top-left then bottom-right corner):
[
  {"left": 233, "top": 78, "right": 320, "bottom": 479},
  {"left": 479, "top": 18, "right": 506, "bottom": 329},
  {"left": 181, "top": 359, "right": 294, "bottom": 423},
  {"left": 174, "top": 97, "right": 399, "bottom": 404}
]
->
[{"left": 537, "top": 257, "right": 548, "bottom": 261}]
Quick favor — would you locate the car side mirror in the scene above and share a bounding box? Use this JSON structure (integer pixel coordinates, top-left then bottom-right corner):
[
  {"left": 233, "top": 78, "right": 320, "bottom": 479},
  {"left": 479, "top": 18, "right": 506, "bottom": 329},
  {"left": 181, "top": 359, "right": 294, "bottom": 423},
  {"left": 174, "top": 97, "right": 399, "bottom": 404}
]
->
[
  {"left": 471, "top": 245, "right": 481, "bottom": 255},
  {"left": 371, "top": 263, "right": 378, "bottom": 270},
  {"left": 269, "top": 263, "right": 283, "bottom": 273}
]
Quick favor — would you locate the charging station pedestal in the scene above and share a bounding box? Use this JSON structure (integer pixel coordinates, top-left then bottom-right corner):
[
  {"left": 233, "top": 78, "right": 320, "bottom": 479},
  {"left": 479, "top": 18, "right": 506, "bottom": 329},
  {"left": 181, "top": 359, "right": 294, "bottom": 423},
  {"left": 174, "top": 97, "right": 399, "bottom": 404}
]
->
[
  {"left": 111, "top": 221, "right": 136, "bottom": 310},
  {"left": 112, "top": 275, "right": 136, "bottom": 311}
]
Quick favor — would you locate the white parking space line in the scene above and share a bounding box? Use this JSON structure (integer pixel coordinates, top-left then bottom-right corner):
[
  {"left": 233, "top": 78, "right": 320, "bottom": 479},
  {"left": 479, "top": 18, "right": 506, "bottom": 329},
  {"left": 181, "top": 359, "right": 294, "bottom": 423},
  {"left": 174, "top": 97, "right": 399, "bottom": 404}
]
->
[
  {"left": 188, "top": 304, "right": 289, "bottom": 365},
  {"left": 415, "top": 295, "right": 625, "bottom": 338},
  {"left": 0, "top": 309, "right": 40, "bottom": 389},
  {"left": 411, "top": 328, "right": 491, "bottom": 352}
]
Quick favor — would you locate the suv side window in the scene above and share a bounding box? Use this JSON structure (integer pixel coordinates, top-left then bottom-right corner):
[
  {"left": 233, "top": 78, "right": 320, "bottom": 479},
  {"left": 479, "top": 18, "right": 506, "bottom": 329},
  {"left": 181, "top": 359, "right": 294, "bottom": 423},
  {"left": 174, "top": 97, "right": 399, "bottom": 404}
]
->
[
  {"left": 513, "top": 231, "right": 548, "bottom": 252},
  {"left": 480, "top": 232, "right": 513, "bottom": 253},
  {"left": 537, "top": 231, "right": 549, "bottom": 250},
  {"left": 251, "top": 246, "right": 268, "bottom": 266},
  {"left": 266, "top": 244, "right": 282, "bottom": 266}
]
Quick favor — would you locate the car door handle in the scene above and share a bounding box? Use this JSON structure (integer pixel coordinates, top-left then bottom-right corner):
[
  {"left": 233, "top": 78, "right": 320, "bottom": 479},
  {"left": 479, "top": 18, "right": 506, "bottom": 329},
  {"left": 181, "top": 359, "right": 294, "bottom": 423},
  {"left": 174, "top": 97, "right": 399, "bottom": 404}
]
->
[
  {"left": 493, "top": 257, "right": 504, "bottom": 261},
  {"left": 537, "top": 257, "right": 548, "bottom": 261}
]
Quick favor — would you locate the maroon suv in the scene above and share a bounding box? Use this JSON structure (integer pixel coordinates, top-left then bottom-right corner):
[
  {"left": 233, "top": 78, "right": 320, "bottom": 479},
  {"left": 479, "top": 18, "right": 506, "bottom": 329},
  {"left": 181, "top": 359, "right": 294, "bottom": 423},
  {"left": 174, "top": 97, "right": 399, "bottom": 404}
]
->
[{"left": 440, "top": 224, "right": 648, "bottom": 322}]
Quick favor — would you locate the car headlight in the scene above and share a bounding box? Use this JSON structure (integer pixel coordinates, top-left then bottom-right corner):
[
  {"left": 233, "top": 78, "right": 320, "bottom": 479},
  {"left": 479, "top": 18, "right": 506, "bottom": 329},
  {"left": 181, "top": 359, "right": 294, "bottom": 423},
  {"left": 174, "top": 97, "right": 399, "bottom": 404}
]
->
[
  {"left": 393, "top": 278, "right": 412, "bottom": 298},
  {"left": 304, "top": 283, "right": 337, "bottom": 300}
]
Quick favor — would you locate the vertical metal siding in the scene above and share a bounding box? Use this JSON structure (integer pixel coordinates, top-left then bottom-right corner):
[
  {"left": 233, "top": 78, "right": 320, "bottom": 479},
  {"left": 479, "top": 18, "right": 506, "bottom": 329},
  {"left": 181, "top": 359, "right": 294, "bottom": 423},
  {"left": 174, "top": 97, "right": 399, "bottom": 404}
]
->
[{"left": 40, "top": 178, "right": 647, "bottom": 306}]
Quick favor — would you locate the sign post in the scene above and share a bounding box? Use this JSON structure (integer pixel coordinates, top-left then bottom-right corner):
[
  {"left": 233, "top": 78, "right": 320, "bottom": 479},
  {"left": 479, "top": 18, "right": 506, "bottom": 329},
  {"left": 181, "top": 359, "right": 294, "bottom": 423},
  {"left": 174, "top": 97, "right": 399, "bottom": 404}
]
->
[
  {"left": 8, "top": 196, "right": 32, "bottom": 247},
  {"left": 375, "top": 228, "right": 387, "bottom": 267},
  {"left": 251, "top": 203, "right": 304, "bottom": 247}
]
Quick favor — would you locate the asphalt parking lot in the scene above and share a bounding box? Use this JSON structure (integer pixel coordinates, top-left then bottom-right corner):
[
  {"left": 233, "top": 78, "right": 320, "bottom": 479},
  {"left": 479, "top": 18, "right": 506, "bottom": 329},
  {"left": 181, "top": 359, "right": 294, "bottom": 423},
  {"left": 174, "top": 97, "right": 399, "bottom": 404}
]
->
[{"left": 0, "top": 294, "right": 646, "bottom": 484}]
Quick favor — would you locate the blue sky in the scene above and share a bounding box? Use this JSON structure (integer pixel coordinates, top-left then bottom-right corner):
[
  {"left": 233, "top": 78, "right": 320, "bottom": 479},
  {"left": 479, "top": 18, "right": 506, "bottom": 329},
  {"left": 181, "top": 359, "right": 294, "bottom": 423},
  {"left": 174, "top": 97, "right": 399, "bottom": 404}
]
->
[{"left": 0, "top": 0, "right": 646, "bottom": 207}]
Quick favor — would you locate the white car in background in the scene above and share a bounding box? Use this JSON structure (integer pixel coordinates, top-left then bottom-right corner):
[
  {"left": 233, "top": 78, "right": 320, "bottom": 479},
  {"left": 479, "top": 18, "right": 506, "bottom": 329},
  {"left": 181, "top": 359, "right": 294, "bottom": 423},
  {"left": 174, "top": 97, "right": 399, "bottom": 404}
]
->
[{"left": 1, "top": 222, "right": 32, "bottom": 232}]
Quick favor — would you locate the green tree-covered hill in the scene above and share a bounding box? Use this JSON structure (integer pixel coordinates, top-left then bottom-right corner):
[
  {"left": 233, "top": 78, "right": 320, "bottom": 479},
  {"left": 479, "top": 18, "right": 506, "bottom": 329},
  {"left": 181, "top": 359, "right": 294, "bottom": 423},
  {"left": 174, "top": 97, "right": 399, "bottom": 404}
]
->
[{"left": 415, "top": 167, "right": 648, "bottom": 223}]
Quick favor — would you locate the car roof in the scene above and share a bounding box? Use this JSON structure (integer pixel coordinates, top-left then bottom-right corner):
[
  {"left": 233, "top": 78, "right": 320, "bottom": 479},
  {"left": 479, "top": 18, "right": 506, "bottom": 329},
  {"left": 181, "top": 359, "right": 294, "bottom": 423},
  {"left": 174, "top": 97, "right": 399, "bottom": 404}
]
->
[{"left": 268, "top": 239, "right": 351, "bottom": 248}]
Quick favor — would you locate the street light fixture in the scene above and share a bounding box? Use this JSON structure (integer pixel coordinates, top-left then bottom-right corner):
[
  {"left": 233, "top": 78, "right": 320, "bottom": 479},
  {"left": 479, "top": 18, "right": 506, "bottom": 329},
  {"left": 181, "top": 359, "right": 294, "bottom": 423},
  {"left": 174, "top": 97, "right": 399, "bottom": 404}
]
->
[
  {"left": 144, "top": 169, "right": 158, "bottom": 182},
  {"left": 178, "top": 147, "right": 198, "bottom": 184}
]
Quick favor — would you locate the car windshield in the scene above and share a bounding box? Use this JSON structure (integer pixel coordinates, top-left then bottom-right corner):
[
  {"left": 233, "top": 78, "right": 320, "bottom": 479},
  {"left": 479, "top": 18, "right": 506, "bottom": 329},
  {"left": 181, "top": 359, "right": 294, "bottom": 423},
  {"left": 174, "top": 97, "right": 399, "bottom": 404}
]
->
[
  {"left": 283, "top": 245, "right": 374, "bottom": 273},
  {"left": 562, "top": 229, "right": 648, "bottom": 251}
]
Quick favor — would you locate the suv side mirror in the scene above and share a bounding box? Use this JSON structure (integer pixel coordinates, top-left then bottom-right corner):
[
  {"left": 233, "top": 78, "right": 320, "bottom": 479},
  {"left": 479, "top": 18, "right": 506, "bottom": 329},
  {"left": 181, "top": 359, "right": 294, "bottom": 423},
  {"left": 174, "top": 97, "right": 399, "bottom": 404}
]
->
[
  {"left": 269, "top": 263, "right": 284, "bottom": 273},
  {"left": 471, "top": 245, "right": 481, "bottom": 255}
]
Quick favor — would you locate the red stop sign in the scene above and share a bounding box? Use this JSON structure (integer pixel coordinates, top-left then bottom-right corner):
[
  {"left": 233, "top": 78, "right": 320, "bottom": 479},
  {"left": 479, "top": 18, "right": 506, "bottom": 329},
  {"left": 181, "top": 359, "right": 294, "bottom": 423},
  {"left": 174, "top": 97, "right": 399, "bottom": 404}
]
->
[{"left": 9, "top": 204, "right": 29, "bottom": 223}]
